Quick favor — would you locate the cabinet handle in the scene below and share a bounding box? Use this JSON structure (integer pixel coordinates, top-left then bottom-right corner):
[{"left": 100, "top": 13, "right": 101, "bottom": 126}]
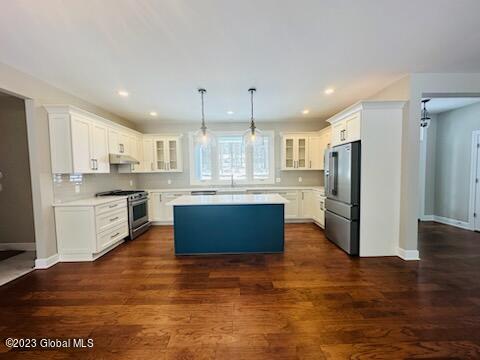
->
[
  {"left": 159, "top": 194, "right": 162, "bottom": 201},
  {"left": 108, "top": 204, "right": 118, "bottom": 208},
  {"left": 109, "top": 216, "right": 119, "bottom": 222},
  {"left": 110, "top": 232, "right": 120, "bottom": 239},
  {"left": 91, "top": 159, "right": 95, "bottom": 170},
  {"left": 95, "top": 159, "right": 98, "bottom": 170},
  {"left": 309, "top": 160, "right": 312, "bottom": 169}
]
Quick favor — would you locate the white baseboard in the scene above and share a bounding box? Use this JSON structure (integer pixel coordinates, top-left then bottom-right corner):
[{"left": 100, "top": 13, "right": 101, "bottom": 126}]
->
[
  {"left": 0, "top": 242, "right": 36, "bottom": 251},
  {"left": 397, "top": 247, "right": 420, "bottom": 261},
  {"left": 35, "top": 253, "right": 59, "bottom": 269},
  {"left": 431, "top": 215, "right": 472, "bottom": 230},
  {"left": 420, "top": 215, "right": 434, "bottom": 221}
]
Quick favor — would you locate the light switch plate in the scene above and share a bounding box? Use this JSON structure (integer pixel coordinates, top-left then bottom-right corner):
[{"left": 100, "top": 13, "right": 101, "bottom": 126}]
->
[
  {"left": 298, "top": 176, "right": 303, "bottom": 183},
  {"left": 275, "top": 177, "right": 281, "bottom": 183},
  {"left": 129, "top": 180, "right": 133, "bottom": 187},
  {"left": 75, "top": 185, "right": 80, "bottom": 193},
  {"left": 167, "top": 179, "right": 172, "bottom": 185}
]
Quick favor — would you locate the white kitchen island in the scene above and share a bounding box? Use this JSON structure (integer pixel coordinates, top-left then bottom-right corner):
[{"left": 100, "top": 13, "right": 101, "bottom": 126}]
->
[{"left": 167, "top": 194, "right": 289, "bottom": 255}]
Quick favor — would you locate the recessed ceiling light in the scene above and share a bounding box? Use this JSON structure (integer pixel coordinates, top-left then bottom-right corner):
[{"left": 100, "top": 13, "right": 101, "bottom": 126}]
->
[
  {"left": 302, "top": 109, "right": 310, "bottom": 115},
  {"left": 118, "top": 90, "right": 129, "bottom": 97},
  {"left": 324, "top": 88, "right": 335, "bottom": 95},
  {"left": 227, "top": 111, "right": 234, "bottom": 115},
  {"left": 149, "top": 111, "right": 157, "bottom": 117}
]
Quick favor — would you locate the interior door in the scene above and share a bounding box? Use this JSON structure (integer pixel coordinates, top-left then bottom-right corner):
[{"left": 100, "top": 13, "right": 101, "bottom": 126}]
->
[
  {"left": 71, "top": 116, "right": 93, "bottom": 173},
  {"left": 90, "top": 123, "right": 110, "bottom": 173}
]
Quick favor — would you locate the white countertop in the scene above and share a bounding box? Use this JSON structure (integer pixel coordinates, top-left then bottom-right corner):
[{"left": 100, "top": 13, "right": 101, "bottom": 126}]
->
[
  {"left": 167, "top": 194, "right": 289, "bottom": 206},
  {"left": 53, "top": 196, "right": 128, "bottom": 207},
  {"left": 147, "top": 186, "right": 325, "bottom": 194}
]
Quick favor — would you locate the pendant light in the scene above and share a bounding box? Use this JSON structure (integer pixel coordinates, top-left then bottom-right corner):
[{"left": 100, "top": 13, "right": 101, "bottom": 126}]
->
[
  {"left": 420, "top": 99, "right": 431, "bottom": 128},
  {"left": 194, "top": 88, "right": 215, "bottom": 147},
  {"left": 244, "top": 87, "right": 262, "bottom": 146}
]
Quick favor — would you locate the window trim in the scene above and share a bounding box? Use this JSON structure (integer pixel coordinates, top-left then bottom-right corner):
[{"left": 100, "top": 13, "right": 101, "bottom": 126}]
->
[{"left": 188, "top": 130, "right": 275, "bottom": 186}]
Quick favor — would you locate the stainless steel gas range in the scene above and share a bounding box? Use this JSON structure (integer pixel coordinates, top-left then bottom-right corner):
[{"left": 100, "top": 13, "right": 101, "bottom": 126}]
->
[{"left": 96, "top": 190, "right": 151, "bottom": 239}]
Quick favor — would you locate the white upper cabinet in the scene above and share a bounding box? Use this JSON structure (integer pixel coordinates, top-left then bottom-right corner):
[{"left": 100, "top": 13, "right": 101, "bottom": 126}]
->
[
  {"left": 89, "top": 121, "right": 110, "bottom": 173},
  {"left": 281, "top": 135, "right": 309, "bottom": 170},
  {"left": 282, "top": 130, "right": 331, "bottom": 171},
  {"left": 330, "top": 111, "right": 361, "bottom": 147},
  {"left": 47, "top": 106, "right": 111, "bottom": 174},
  {"left": 153, "top": 136, "right": 183, "bottom": 172},
  {"left": 308, "top": 127, "right": 331, "bottom": 170},
  {"left": 142, "top": 137, "right": 155, "bottom": 172},
  {"left": 108, "top": 128, "right": 132, "bottom": 155}
]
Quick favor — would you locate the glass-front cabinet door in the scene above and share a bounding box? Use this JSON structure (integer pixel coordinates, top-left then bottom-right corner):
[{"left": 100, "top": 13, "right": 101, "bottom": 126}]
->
[
  {"left": 153, "top": 136, "right": 182, "bottom": 172},
  {"left": 296, "top": 136, "right": 308, "bottom": 169},
  {"left": 168, "top": 138, "right": 178, "bottom": 171},
  {"left": 283, "top": 137, "right": 295, "bottom": 169},
  {"left": 155, "top": 139, "right": 166, "bottom": 171}
]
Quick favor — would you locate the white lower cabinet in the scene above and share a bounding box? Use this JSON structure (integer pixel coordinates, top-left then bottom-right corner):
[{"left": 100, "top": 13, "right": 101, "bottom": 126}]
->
[
  {"left": 149, "top": 191, "right": 189, "bottom": 223},
  {"left": 148, "top": 188, "right": 325, "bottom": 227},
  {"left": 312, "top": 191, "right": 326, "bottom": 228},
  {"left": 54, "top": 199, "right": 129, "bottom": 261}
]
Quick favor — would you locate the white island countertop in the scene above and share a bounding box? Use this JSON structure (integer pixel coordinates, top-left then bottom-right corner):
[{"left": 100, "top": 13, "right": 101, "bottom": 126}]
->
[{"left": 167, "top": 194, "right": 289, "bottom": 206}]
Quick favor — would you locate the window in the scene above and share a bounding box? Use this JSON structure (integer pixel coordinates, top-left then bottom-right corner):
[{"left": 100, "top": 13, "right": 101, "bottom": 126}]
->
[{"left": 190, "top": 131, "right": 275, "bottom": 185}]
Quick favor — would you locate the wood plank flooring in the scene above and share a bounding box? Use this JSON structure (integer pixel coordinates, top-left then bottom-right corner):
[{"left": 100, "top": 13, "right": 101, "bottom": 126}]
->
[{"left": 1, "top": 222, "right": 480, "bottom": 359}]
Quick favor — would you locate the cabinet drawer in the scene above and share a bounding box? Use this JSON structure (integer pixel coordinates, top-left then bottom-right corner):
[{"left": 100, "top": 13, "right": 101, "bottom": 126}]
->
[
  {"left": 96, "top": 199, "right": 127, "bottom": 215},
  {"left": 96, "top": 222, "right": 128, "bottom": 253},
  {"left": 96, "top": 207, "right": 128, "bottom": 234}
]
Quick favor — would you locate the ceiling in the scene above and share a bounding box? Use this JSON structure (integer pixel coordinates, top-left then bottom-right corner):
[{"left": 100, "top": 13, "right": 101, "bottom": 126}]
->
[
  {"left": 1, "top": 1, "right": 480, "bottom": 125},
  {"left": 426, "top": 97, "right": 480, "bottom": 114}
]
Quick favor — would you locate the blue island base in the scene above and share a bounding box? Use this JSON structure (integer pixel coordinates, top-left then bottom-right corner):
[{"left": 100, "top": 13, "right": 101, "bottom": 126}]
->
[{"left": 173, "top": 204, "right": 285, "bottom": 255}]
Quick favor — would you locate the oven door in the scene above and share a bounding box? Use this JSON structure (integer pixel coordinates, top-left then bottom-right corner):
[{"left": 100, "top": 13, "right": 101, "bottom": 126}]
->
[{"left": 129, "top": 198, "right": 149, "bottom": 229}]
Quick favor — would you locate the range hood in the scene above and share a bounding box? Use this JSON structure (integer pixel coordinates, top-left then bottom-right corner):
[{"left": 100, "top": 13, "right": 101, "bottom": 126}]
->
[{"left": 109, "top": 153, "right": 140, "bottom": 165}]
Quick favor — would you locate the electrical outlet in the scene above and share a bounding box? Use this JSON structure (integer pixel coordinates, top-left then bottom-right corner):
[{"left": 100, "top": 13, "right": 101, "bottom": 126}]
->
[
  {"left": 129, "top": 180, "right": 133, "bottom": 187},
  {"left": 275, "top": 177, "right": 281, "bottom": 183},
  {"left": 298, "top": 176, "right": 303, "bottom": 183},
  {"left": 168, "top": 179, "right": 172, "bottom": 185},
  {"left": 75, "top": 184, "right": 80, "bottom": 193}
]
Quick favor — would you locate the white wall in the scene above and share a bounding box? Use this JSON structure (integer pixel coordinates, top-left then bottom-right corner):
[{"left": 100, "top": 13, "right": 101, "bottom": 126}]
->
[
  {"left": 372, "top": 73, "right": 480, "bottom": 254},
  {"left": 423, "top": 102, "right": 480, "bottom": 222},
  {"left": 0, "top": 61, "right": 137, "bottom": 259}
]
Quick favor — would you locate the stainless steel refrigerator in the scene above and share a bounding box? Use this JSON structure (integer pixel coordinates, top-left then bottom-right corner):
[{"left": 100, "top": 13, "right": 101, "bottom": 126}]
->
[{"left": 324, "top": 141, "right": 361, "bottom": 255}]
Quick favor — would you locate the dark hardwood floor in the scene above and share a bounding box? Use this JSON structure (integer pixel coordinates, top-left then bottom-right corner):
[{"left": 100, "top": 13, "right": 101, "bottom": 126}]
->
[{"left": 1, "top": 222, "right": 480, "bottom": 359}]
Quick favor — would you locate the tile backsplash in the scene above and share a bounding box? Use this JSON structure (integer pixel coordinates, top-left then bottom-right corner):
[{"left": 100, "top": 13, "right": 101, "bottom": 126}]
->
[{"left": 53, "top": 169, "right": 137, "bottom": 203}]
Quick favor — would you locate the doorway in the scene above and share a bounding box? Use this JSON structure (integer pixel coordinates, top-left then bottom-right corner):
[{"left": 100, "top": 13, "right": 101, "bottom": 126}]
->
[
  {"left": 0, "top": 91, "right": 36, "bottom": 285},
  {"left": 418, "top": 97, "right": 480, "bottom": 231}
]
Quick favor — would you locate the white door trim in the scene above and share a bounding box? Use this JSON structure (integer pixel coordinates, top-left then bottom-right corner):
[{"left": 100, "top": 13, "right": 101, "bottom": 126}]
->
[
  {"left": 418, "top": 126, "right": 428, "bottom": 220},
  {"left": 470, "top": 130, "right": 480, "bottom": 231}
]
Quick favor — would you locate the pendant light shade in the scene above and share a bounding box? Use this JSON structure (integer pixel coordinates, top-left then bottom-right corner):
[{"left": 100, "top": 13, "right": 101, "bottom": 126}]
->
[
  {"left": 194, "top": 88, "right": 215, "bottom": 147},
  {"left": 243, "top": 88, "right": 263, "bottom": 146}
]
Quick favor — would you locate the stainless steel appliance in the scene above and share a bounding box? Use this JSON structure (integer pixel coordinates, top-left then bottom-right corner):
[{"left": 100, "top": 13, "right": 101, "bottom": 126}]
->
[
  {"left": 96, "top": 190, "right": 151, "bottom": 239},
  {"left": 324, "top": 141, "right": 361, "bottom": 255}
]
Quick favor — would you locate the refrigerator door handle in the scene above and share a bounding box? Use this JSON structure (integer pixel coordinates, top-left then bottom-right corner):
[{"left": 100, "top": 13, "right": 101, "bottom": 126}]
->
[{"left": 329, "top": 151, "right": 338, "bottom": 196}]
